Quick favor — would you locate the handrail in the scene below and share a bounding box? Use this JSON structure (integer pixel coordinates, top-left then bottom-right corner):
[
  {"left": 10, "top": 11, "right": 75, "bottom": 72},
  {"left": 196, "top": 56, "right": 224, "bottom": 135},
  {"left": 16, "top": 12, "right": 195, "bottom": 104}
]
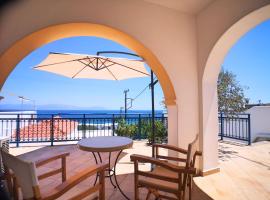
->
[{"left": 0, "top": 113, "right": 168, "bottom": 147}]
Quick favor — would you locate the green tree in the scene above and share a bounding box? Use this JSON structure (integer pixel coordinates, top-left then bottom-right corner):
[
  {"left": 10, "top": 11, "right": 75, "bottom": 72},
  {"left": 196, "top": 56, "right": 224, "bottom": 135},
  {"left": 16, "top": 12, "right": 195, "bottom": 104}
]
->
[
  {"left": 218, "top": 69, "right": 249, "bottom": 113},
  {"left": 115, "top": 119, "right": 137, "bottom": 138},
  {"left": 141, "top": 120, "right": 167, "bottom": 144}
]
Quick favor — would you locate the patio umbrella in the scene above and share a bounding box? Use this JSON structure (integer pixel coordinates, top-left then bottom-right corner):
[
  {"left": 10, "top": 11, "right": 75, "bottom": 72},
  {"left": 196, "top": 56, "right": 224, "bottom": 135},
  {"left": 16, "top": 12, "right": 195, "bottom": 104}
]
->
[
  {"left": 33, "top": 52, "right": 149, "bottom": 80},
  {"left": 34, "top": 52, "right": 156, "bottom": 156}
]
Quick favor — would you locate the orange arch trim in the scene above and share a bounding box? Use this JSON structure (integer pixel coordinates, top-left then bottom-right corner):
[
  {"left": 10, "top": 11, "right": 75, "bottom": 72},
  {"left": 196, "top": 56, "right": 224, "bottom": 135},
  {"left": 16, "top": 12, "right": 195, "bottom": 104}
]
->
[{"left": 0, "top": 23, "right": 176, "bottom": 105}]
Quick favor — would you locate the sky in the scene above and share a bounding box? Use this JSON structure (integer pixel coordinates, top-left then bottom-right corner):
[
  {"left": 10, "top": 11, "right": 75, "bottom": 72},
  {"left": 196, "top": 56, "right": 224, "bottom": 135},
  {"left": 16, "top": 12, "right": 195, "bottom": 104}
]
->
[
  {"left": 0, "top": 37, "right": 164, "bottom": 110},
  {"left": 223, "top": 19, "right": 270, "bottom": 104},
  {"left": 1, "top": 19, "right": 270, "bottom": 110}
]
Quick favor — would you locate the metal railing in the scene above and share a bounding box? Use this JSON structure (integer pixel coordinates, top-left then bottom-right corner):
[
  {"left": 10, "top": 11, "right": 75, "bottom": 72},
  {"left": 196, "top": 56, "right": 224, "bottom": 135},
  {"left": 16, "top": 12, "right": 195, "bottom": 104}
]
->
[
  {"left": 218, "top": 113, "right": 251, "bottom": 145},
  {"left": 0, "top": 113, "right": 168, "bottom": 147}
]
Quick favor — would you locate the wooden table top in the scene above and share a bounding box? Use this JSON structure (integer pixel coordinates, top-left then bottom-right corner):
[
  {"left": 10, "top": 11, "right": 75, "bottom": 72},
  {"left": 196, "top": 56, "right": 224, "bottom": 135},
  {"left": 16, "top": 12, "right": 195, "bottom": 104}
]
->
[{"left": 77, "top": 136, "right": 133, "bottom": 152}]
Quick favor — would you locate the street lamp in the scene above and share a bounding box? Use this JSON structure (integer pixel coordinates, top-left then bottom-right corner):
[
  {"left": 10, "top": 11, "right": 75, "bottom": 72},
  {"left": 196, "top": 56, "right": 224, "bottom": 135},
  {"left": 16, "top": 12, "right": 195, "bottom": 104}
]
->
[
  {"left": 17, "top": 96, "right": 36, "bottom": 111},
  {"left": 18, "top": 96, "right": 30, "bottom": 111}
]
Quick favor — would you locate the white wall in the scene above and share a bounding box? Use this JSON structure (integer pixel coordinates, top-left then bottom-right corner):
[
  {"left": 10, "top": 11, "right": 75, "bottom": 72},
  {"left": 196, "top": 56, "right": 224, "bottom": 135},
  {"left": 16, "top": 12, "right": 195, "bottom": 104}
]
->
[
  {"left": 197, "top": 0, "right": 270, "bottom": 172},
  {"left": 0, "top": 111, "right": 37, "bottom": 137},
  {"left": 0, "top": 0, "right": 199, "bottom": 149},
  {"left": 1, "top": 0, "right": 270, "bottom": 173},
  {"left": 245, "top": 106, "right": 270, "bottom": 142}
]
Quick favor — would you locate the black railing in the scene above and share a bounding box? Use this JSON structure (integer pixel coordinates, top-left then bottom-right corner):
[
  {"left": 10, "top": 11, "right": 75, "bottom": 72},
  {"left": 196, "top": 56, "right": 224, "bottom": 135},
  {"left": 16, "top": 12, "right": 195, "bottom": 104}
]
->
[
  {"left": 0, "top": 113, "right": 168, "bottom": 147},
  {"left": 219, "top": 113, "right": 251, "bottom": 145}
]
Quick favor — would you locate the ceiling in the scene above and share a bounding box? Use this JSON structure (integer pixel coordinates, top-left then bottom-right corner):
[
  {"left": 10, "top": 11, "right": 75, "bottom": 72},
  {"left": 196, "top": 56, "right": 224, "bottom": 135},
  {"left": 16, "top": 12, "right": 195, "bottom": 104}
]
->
[{"left": 143, "top": 0, "right": 215, "bottom": 14}]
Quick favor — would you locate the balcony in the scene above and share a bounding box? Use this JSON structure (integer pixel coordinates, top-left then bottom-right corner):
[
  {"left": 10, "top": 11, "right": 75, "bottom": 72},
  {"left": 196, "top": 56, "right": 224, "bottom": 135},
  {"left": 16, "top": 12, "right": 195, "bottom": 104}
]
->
[
  {"left": 8, "top": 140, "right": 270, "bottom": 200},
  {"left": 0, "top": 113, "right": 269, "bottom": 199}
]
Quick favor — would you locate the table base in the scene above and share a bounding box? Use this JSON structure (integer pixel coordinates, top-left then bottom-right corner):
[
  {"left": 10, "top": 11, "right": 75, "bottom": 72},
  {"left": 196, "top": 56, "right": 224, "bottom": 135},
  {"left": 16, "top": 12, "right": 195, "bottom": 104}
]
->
[{"left": 91, "top": 150, "right": 130, "bottom": 200}]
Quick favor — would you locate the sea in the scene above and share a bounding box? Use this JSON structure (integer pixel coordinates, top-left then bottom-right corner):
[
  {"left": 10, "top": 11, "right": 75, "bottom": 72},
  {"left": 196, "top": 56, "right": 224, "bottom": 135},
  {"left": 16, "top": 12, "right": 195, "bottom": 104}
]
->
[{"left": 36, "top": 109, "right": 166, "bottom": 119}]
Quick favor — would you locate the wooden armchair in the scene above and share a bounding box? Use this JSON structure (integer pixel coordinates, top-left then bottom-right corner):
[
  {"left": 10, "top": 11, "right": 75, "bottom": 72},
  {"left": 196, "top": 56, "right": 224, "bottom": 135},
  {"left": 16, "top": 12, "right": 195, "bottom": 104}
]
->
[
  {"left": 1, "top": 150, "right": 108, "bottom": 200},
  {"left": 130, "top": 134, "right": 202, "bottom": 200}
]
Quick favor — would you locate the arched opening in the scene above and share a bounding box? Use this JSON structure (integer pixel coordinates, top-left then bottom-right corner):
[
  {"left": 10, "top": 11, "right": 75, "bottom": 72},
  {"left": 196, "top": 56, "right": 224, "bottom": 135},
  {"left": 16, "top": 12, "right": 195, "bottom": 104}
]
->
[
  {"left": 201, "top": 4, "right": 270, "bottom": 171},
  {"left": 0, "top": 23, "right": 176, "bottom": 106}
]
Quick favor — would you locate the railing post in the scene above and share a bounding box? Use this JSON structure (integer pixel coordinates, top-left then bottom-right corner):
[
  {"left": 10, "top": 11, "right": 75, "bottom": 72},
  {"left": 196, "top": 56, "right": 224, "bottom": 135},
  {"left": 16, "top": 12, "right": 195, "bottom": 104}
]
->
[
  {"left": 50, "top": 114, "right": 54, "bottom": 146},
  {"left": 247, "top": 114, "right": 251, "bottom": 145},
  {"left": 15, "top": 114, "right": 20, "bottom": 147},
  {"left": 112, "top": 114, "right": 115, "bottom": 136},
  {"left": 220, "top": 113, "right": 224, "bottom": 141},
  {"left": 138, "top": 114, "right": 141, "bottom": 140},
  {"left": 82, "top": 114, "right": 86, "bottom": 138}
]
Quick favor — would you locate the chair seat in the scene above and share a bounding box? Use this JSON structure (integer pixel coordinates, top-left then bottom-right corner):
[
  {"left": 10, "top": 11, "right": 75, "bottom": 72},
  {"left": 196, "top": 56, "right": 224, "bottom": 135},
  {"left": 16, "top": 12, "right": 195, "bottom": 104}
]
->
[
  {"left": 139, "top": 166, "right": 179, "bottom": 192},
  {"left": 55, "top": 191, "right": 98, "bottom": 200}
]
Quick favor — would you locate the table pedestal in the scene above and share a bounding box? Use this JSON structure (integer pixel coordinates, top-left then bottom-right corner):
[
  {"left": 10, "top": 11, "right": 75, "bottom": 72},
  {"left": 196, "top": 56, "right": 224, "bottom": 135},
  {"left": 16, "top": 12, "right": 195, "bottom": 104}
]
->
[{"left": 92, "top": 150, "right": 129, "bottom": 200}]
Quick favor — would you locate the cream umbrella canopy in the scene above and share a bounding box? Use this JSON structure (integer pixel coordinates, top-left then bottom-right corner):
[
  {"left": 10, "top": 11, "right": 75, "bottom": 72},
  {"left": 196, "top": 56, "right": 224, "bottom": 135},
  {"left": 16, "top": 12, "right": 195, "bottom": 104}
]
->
[
  {"left": 33, "top": 51, "right": 157, "bottom": 157},
  {"left": 33, "top": 52, "right": 150, "bottom": 80}
]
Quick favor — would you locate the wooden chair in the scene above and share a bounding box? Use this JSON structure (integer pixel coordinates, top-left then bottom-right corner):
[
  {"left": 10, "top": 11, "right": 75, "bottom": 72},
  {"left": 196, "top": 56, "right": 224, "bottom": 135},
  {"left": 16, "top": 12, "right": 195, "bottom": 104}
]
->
[
  {"left": 1, "top": 149, "right": 109, "bottom": 200},
  {"left": 130, "top": 134, "right": 202, "bottom": 200}
]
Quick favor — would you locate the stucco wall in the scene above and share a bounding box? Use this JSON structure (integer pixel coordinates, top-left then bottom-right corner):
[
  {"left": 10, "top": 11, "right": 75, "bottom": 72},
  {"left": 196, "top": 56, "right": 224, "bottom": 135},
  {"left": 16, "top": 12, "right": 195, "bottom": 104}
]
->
[
  {"left": 196, "top": 0, "right": 270, "bottom": 171},
  {"left": 1, "top": 0, "right": 270, "bottom": 172},
  {"left": 246, "top": 106, "right": 270, "bottom": 142},
  {"left": 0, "top": 0, "right": 199, "bottom": 153}
]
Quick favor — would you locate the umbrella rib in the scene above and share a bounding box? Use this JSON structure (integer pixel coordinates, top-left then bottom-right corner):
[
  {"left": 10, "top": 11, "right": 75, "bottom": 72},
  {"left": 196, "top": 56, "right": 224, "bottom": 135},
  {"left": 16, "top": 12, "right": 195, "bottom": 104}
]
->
[
  {"left": 87, "top": 57, "right": 99, "bottom": 70},
  {"left": 105, "top": 67, "right": 118, "bottom": 80},
  {"left": 78, "top": 60, "right": 96, "bottom": 70},
  {"left": 71, "top": 65, "right": 88, "bottom": 78},
  {"left": 99, "top": 63, "right": 115, "bottom": 70},
  {"left": 74, "top": 59, "right": 100, "bottom": 78},
  {"left": 98, "top": 58, "right": 115, "bottom": 70},
  {"left": 34, "top": 57, "right": 91, "bottom": 68},
  {"left": 98, "top": 58, "right": 118, "bottom": 80},
  {"left": 98, "top": 57, "right": 109, "bottom": 70}
]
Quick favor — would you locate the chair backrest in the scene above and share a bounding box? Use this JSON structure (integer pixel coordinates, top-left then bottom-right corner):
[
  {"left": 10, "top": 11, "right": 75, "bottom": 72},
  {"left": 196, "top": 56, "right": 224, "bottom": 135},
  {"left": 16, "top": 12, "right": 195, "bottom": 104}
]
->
[
  {"left": 186, "top": 134, "right": 199, "bottom": 168},
  {"left": 1, "top": 149, "right": 39, "bottom": 199}
]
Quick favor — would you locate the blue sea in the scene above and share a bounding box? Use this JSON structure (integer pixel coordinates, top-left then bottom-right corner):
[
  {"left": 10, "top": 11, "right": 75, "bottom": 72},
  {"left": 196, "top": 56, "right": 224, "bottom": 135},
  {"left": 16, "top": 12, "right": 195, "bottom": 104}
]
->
[{"left": 37, "top": 110, "right": 166, "bottom": 119}]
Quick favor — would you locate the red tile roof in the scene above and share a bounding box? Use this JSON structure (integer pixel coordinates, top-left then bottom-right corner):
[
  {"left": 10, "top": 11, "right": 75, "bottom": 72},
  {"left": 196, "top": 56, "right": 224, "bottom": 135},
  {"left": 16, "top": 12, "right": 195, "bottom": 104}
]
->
[{"left": 13, "top": 116, "right": 78, "bottom": 140}]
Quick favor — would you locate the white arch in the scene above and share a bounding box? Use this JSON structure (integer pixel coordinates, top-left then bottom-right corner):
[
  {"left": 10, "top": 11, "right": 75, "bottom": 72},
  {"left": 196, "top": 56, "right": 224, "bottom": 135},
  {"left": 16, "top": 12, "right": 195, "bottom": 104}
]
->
[{"left": 201, "top": 4, "right": 270, "bottom": 171}]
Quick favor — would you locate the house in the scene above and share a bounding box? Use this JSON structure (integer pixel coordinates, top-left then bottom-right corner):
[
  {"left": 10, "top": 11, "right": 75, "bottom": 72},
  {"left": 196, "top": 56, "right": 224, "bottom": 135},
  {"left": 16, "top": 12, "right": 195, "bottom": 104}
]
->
[
  {"left": 245, "top": 106, "right": 270, "bottom": 142},
  {"left": 13, "top": 116, "right": 78, "bottom": 141}
]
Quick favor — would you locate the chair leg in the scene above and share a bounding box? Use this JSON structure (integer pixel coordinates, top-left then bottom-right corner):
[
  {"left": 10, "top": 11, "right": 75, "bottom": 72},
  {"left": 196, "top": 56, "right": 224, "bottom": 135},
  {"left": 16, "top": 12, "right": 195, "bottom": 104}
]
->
[
  {"left": 99, "top": 171, "right": 105, "bottom": 200},
  {"left": 146, "top": 189, "right": 153, "bottom": 200},
  {"left": 134, "top": 161, "right": 139, "bottom": 200},
  {"left": 135, "top": 185, "right": 139, "bottom": 200},
  {"left": 147, "top": 188, "right": 160, "bottom": 200},
  {"left": 4, "top": 167, "right": 12, "bottom": 194},
  {"left": 12, "top": 176, "right": 19, "bottom": 200},
  {"left": 181, "top": 190, "right": 186, "bottom": 200},
  {"left": 189, "top": 176, "right": 192, "bottom": 200}
]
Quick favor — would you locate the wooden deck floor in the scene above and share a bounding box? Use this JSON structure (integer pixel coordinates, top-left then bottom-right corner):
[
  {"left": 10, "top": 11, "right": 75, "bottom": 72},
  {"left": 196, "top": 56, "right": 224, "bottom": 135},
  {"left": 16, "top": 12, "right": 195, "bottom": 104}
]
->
[
  {"left": 194, "top": 141, "right": 270, "bottom": 200},
  {"left": 9, "top": 140, "right": 270, "bottom": 200}
]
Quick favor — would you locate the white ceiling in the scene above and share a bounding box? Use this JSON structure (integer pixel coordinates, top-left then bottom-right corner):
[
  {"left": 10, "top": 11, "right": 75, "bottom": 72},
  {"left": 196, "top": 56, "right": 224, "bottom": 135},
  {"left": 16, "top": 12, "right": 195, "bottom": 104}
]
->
[{"left": 143, "top": 0, "right": 215, "bottom": 14}]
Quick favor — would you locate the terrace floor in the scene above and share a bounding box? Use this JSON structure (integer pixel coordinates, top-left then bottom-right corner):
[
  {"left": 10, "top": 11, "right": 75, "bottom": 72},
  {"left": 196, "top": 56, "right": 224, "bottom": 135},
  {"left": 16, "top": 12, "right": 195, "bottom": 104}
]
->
[{"left": 9, "top": 140, "right": 270, "bottom": 200}]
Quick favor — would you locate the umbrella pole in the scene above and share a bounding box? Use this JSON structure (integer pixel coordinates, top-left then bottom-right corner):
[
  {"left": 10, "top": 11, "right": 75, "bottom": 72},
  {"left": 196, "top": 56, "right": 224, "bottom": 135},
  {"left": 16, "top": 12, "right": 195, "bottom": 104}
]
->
[
  {"left": 124, "top": 89, "right": 129, "bottom": 120},
  {"left": 151, "top": 70, "right": 155, "bottom": 158}
]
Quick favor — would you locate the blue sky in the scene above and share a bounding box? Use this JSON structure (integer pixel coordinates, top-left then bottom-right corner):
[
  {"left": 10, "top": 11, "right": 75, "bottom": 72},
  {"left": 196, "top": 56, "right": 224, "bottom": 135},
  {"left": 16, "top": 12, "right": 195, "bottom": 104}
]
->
[
  {"left": 0, "top": 37, "right": 164, "bottom": 110},
  {"left": 223, "top": 19, "right": 270, "bottom": 104},
  {"left": 1, "top": 19, "right": 270, "bottom": 110}
]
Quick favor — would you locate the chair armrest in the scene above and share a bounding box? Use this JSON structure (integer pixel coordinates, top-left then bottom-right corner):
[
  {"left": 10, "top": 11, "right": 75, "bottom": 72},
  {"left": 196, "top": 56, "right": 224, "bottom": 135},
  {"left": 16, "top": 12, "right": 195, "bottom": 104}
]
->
[
  {"left": 42, "top": 163, "right": 109, "bottom": 200},
  {"left": 130, "top": 154, "right": 182, "bottom": 172},
  {"left": 195, "top": 151, "right": 202, "bottom": 156},
  {"left": 153, "top": 143, "right": 188, "bottom": 154},
  {"left": 35, "top": 152, "right": 70, "bottom": 167},
  {"left": 131, "top": 154, "right": 197, "bottom": 175}
]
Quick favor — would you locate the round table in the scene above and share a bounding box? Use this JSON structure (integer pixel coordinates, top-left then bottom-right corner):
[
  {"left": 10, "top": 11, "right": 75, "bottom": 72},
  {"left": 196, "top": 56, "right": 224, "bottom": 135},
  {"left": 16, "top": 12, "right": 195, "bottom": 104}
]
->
[{"left": 78, "top": 136, "right": 133, "bottom": 199}]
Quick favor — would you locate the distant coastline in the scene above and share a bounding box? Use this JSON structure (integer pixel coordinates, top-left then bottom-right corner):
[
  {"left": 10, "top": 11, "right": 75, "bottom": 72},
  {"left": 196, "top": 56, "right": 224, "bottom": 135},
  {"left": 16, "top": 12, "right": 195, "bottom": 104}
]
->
[{"left": 0, "top": 109, "right": 166, "bottom": 118}]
